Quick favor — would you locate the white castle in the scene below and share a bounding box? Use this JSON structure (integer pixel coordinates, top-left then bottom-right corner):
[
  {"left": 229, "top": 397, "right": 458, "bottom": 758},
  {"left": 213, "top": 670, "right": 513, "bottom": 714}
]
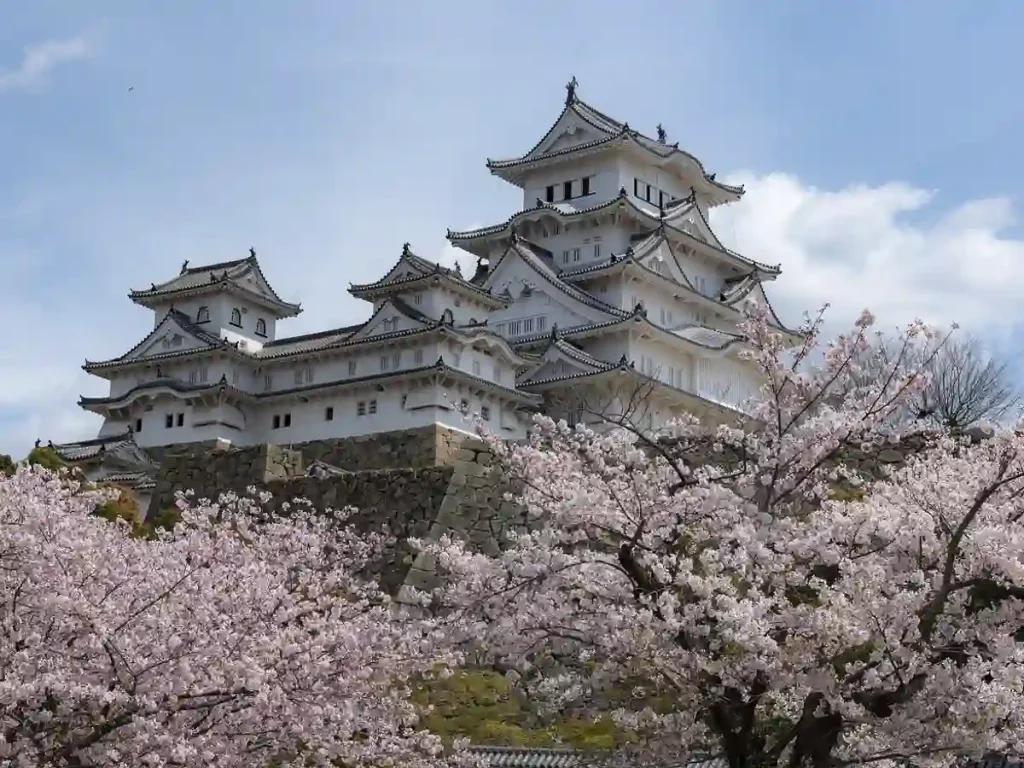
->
[{"left": 53, "top": 79, "right": 792, "bottom": 485}]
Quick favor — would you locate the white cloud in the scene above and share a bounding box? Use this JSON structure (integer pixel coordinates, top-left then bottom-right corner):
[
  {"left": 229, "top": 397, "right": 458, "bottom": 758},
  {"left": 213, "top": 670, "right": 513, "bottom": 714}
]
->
[
  {"left": 710, "top": 172, "right": 1024, "bottom": 337},
  {"left": 0, "top": 33, "right": 100, "bottom": 92},
  {"left": 437, "top": 225, "right": 484, "bottom": 277}
]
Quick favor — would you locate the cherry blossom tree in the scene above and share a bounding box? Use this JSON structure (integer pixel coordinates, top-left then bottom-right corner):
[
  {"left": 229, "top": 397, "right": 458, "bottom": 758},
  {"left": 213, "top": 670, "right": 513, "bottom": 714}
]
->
[
  {"left": 0, "top": 468, "right": 469, "bottom": 768},
  {"left": 423, "top": 305, "right": 1024, "bottom": 768}
]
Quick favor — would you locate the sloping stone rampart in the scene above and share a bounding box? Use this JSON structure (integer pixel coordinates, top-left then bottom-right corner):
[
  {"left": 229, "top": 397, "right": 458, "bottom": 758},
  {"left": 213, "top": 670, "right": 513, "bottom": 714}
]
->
[{"left": 146, "top": 429, "right": 524, "bottom": 596}]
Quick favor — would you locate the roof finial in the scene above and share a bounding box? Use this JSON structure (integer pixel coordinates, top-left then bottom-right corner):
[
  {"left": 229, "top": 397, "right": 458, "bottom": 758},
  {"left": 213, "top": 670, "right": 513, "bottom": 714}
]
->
[
  {"left": 550, "top": 323, "right": 559, "bottom": 342},
  {"left": 180, "top": 259, "right": 189, "bottom": 274},
  {"left": 249, "top": 247, "right": 256, "bottom": 258},
  {"left": 402, "top": 242, "right": 411, "bottom": 256},
  {"left": 656, "top": 124, "right": 667, "bottom": 144},
  {"left": 565, "top": 76, "right": 578, "bottom": 105}
]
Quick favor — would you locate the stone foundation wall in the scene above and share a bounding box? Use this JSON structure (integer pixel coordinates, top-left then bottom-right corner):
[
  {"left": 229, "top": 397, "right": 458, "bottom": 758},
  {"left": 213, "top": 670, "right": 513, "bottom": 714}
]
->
[
  {"left": 289, "top": 425, "right": 473, "bottom": 472},
  {"left": 146, "top": 435, "right": 524, "bottom": 597}
]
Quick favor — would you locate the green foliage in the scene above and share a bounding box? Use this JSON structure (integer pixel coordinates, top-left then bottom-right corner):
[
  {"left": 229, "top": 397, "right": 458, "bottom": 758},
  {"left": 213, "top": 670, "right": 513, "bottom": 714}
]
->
[
  {"left": 91, "top": 487, "right": 144, "bottom": 536},
  {"left": 0, "top": 453, "right": 15, "bottom": 477},
  {"left": 827, "top": 484, "right": 866, "bottom": 502},
  {"left": 25, "top": 446, "right": 66, "bottom": 472},
  {"left": 142, "top": 506, "right": 182, "bottom": 538},
  {"left": 412, "top": 669, "right": 632, "bottom": 749}
]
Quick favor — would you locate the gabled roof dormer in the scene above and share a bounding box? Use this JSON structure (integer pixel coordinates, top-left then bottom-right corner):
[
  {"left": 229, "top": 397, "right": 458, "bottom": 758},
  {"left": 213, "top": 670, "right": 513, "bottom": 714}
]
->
[
  {"left": 483, "top": 232, "right": 628, "bottom": 325},
  {"left": 345, "top": 298, "right": 433, "bottom": 343},
  {"left": 349, "top": 243, "right": 508, "bottom": 309},
  {"left": 517, "top": 329, "right": 617, "bottom": 386},
  {"left": 83, "top": 309, "right": 227, "bottom": 377},
  {"left": 129, "top": 249, "right": 301, "bottom": 318}
]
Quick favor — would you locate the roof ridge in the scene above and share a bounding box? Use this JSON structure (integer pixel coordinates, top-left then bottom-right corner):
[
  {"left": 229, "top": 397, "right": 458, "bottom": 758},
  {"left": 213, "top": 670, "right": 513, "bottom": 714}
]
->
[{"left": 183, "top": 256, "right": 249, "bottom": 274}]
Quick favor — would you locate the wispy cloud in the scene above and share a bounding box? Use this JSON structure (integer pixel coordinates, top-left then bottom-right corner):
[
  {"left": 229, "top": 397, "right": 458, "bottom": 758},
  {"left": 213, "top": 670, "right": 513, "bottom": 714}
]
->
[{"left": 0, "top": 33, "right": 100, "bottom": 92}]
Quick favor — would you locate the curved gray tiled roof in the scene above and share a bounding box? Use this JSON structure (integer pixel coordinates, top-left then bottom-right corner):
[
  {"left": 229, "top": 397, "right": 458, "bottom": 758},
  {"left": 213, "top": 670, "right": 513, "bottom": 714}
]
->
[
  {"left": 79, "top": 358, "right": 543, "bottom": 410},
  {"left": 469, "top": 747, "right": 728, "bottom": 768},
  {"left": 348, "top": 244, "right": 507, "bottom": 305},
  {"left": 128, "top": 253, "right": 301, "bottom": 316},
  {"left": 49, "top": 430, "right": 137, "bottom": 462},
  {"left": 447, "top": 191, "right": 779, "bottom": 277}
]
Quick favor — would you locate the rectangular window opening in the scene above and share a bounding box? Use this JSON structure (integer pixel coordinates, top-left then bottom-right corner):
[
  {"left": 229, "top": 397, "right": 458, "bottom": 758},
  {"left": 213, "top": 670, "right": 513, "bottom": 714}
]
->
[
  {"left": 357, "top": 401, "right": 366, "bottom": 416},
  {"left": 368, "top": 399, "right": 377, "bottom": 414},
  {"left": 545, "top": 185, "right": 555, "bottom": 203},
  {"left": 283, "top": 413, "right": 291, "bottom": 427},
  {"left": 325, "top": 406, "right": 334, "bottom": 421},
  {"left": 581, "top": 177, "right": 591, "bottom": 196},
  {"left": 273, "top": 415, "right": 281, "bottom": 429},
  {"left": 563, "top": 181, "right": 572, "bottom": 200}
]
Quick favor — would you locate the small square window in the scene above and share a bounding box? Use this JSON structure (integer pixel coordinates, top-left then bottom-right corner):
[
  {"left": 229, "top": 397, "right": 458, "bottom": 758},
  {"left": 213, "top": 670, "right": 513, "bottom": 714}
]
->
[
  {"left": 283, "top": 413, "right": 291, "bottom": 427},
  {"left": 135, "top": 418, "right": 143, "bottom": 433},
  {"left": 481, "top": 405, "right": 491, "bottom": 420},
  {"left": 357, "top": 401, "right": 366, "bottom": 416},
  {"left": 273, "top": 414, "right": 281, "bottom": 429},
  {"left": 176, "top": 413, "right": 184, "bottom": 427},
  {"left": 325, "top": 406, "right": 334, "bottom": 421},
  {"left": 368, "top": 399, "right": 377, "bottom": 414},
  {"left": 165, "top": 414, "right": 173, "bottom": 428}
]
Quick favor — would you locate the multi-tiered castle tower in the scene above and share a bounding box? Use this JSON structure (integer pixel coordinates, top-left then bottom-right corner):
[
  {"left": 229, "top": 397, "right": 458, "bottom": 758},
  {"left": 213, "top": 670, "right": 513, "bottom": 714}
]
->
[{"left": 52, "top": 79, "right": 793, "bottom": 486}]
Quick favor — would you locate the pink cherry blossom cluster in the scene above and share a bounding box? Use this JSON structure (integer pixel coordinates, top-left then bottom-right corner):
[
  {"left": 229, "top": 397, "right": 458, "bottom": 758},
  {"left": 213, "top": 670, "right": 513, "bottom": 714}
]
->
[
  {"left": 0, "top": 470, "right": 474, "bottom": 768},
  {"left": 421, "top": 305, "right": 1024, "bottom": 768}
]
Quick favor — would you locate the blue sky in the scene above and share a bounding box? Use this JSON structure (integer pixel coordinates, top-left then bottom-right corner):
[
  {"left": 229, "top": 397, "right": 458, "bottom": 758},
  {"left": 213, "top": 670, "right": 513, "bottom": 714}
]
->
[{"left": 2, "top": 0, "right": 1023, "bottom": 457}]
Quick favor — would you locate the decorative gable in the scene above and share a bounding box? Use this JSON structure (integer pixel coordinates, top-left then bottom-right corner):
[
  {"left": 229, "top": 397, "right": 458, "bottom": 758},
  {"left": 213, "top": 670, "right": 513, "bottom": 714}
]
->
[
  {"left": 519, "top": 339, "right": 610, "bottom": 385},
  {"left": 483, "top": 241, "right": 622, "bottom": 329},
  {"left": 346, "top": 300, "right": 431, "bottom": 342},
  {"left": 542, "top": 119, "right": 604, "bottom": 155},
  {"left": 634, "top": 238, "right": 693, "bottom": 289},
  {"left": 123, "top": 313, "right": 218, "bottom": 362}
]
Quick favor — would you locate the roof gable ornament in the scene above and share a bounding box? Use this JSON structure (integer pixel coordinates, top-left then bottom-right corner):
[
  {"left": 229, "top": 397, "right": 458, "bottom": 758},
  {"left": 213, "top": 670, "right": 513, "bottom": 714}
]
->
[
  {"left": 564, "top": 75, "right": 578, "bottom": 106},
  {"left": 550, "top": 323, "right": 559, "bottom": 341},
  {"left": 180, "top": 259, "right": 189, "bottom": 274},
  {"left": 249, "top": 247, "right": 256, "bottom": 258},
  {"left": 402, "top": 242, "right": 412, "bottom": 257},
  {"left": 656, "top": 124, "right": 667, "bottom": 144}
]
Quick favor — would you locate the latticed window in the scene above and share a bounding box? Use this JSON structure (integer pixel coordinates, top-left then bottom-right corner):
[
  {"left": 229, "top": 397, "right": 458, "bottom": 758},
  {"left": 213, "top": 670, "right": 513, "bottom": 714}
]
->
[
  {"left": 196, "top": 306, "right": 210, "bottom": 322},
  {"left": 255, "top": 318, "right": 267, "bottom": 336},
  {"left": 230, "top": 308, "right": 242, "bottom": 326}
]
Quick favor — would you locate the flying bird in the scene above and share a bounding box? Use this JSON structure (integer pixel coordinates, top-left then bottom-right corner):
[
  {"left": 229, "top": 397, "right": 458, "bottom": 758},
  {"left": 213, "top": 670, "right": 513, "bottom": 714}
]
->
[{"left": 128, "top": 86, "right": 134, "bottom": 92}]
